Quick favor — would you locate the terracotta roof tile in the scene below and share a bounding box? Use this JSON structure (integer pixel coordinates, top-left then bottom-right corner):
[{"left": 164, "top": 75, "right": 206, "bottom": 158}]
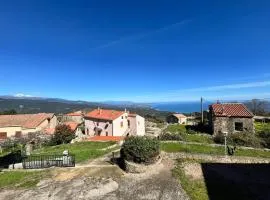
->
[
  {"left": 64, "top": 121, "right": 80, "bottom": 131},
  {"left": 0, "top": 113, "right": 55, "bottom": 128},
  {"left": 66, "top": 111, "right": 82, "bottom": 116},
  {"left": 85, "top": 109, "right": 124, "bottom": 121},
  {"left": 88, "top": 136, "right": 124, "bottom": 142},
  {"left": 210, "top": 103, "right": 254, "bottom": 118},
  {"left": 173, "top": 113, "right": 187, "bottom": 118}
]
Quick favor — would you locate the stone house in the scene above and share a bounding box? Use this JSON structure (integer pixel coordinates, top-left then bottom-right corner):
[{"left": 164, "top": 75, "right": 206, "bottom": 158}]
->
[
  {"left": 84, "top": 108, "right": 145, "bottom": 137},
  {"left": 63, "top": 111, "right": 84, "bottom": 123},
  {"left": 0, "top": 113, "right": 58, "bottom": 139},
  {"left": 166, "top": 113, "right": 187, "bottom": 124},
  {"left": 209, "top": 103, "right": 254, "bottom": 135},
  {"left": 63, "top": 121, "right": 83, "bottom": 137}
]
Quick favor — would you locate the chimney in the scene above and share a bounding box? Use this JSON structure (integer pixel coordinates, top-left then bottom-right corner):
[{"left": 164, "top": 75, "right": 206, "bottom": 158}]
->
[{"left": 98, "top": 107, "right": 101, "bottom": 114}]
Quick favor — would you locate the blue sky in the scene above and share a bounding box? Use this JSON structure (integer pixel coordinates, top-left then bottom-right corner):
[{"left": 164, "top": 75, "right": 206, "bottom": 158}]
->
[{"left": 0, "top": 0, "right": 270, "bottom": 102}]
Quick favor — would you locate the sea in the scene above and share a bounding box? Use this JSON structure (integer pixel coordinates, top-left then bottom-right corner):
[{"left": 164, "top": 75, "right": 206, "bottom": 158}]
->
[{"left": 151, "top": 102, "right": 212, "bottom": 114}]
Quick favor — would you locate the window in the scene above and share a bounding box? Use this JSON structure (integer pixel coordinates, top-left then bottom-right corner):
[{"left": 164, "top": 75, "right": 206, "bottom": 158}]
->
[
  {"left": 106, "top": 131, "right": 108, "bottom": 136},
  {"left": 235, "top": 122, "right": 243, "bottom": 131},
  {"left": 121, "top": 116, "right": 124, "bottom": 119},
  {"left": 87, "top": 128, "right": 89, "bottom": 135},
  {"left": 120, "top": 121, "right": 124, "bottom": 128},
  {"left": 97, "top": 122, "right": 99, "bottom": 126},
  {"left": 15, "top": 131, "right": 22, "bottom": 138},
  {"left": 0, "top": 132, "right": 7, "bottom": 139},
  {"left": 128, "top": 120, "right": 130, "bottom": 127}
]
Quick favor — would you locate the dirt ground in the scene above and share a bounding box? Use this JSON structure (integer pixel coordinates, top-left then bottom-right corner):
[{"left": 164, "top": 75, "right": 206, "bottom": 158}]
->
[{"left": 0, "top": 159, "right": 189, "bottom": 200}]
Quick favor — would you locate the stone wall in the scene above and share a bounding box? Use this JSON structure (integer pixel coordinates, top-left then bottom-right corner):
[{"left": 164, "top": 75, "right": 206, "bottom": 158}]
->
[
  {"left": 212, "top": 116, "right": 254, "bottom": 135},
  {"left": 163, "top": 152, "right": 270, "bottom": 164}
]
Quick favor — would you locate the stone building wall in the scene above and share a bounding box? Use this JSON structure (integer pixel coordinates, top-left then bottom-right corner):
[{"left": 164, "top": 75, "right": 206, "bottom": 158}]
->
[{"left": 212, "top": 116, "right": 254, "bottom": 135}]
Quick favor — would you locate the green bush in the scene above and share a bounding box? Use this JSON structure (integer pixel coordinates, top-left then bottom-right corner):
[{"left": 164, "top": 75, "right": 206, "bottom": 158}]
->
[
  {"left": 120, "top": 136, "right": 160, "bottom": 164},
  {"left": 258, "top": 130, "right": 270, "bottom": 148},
  {"left": 214, "top": 132, "right": 262, "bottom": 148},
  {"left": 186, "top": 129, "right": 197, "bottom": 135},
  {"left": 159, "top": 133, "right": 184, "bottom": 141},
  {"left": 213, "top": 132, "right": 225, "bottom": 144},
  {"left": 50, "top": 124, "right": 75, "bottom": 145},
  {"left": 229, "top": 132, "right": 262, "bottom": 148}
]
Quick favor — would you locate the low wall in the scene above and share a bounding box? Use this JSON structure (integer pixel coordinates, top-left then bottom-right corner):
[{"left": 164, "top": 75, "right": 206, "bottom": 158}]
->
[
  {"left": 163, "top": 152, "right": 270, "bottom": 164},
  {"left": 124, "top": 156, "right": 162, "bottom": 173}
]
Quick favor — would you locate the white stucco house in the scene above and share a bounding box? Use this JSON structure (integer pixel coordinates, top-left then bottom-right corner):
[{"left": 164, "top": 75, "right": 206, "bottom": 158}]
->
[
  {"left": 84, "top": 108, "right": 145, "bottom": 137},
  {"left": 166, "top": 113, "right": 187, "bottom": 124}
]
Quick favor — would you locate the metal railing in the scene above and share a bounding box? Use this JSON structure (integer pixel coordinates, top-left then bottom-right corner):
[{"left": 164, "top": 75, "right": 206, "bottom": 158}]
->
[{"left": 22, "top": 154, "right": 75, "bottom": 169}]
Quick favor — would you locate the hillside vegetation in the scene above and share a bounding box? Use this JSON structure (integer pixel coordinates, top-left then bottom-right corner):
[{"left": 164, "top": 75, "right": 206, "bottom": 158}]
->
[{"left": 0, "top": 98, "right": 171, "bottom": 121}]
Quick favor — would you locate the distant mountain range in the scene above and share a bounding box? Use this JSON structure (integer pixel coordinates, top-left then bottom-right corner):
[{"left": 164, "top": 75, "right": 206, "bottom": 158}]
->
[{"left": 0, "top": 96, "right": 169, "bottom": 120}]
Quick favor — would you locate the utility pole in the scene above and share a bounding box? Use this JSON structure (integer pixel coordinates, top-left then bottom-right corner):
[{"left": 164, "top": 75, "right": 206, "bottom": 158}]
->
[
  {"left": 224, "top": 132, "right": 228, "bottom": 156},
  {"left": 201, "top": 97, "right": 204, "bottom": 124}
]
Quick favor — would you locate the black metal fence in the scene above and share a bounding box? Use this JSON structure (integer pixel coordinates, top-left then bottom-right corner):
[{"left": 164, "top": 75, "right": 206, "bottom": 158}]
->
[{"left": 22, "top": 154, "right": 75, "bottom": 169}]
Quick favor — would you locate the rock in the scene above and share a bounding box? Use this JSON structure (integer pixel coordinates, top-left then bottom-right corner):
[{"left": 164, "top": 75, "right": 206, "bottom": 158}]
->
[
  {"left": 84, "top": 179, "right": 119, "bottom": 199},
  {"left": 124, "top": 156, "right": 162, "bottom": 173}
]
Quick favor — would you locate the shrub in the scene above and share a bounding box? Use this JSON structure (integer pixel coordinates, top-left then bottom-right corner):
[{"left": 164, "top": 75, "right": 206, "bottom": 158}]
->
[
  {"left": 50, "top": 124, "right": 75, "bottom": 145},
  {"left": 229, "top": 132, "right": 262, "bottom": 148},
  {"left": 258, "top": 130, "right": 270, "bottom": 148},
  {"left": 214, "top": 132, "right": 262, "bottom": 148},
  {"left": 213, "top": 132, "right": 225, "bottom": 144},
  {"left": 120, "top": 136, "right": 160, "bottom": 164},
  {"left": 186, "top": 129, "right": 197, "bottom": 135},
  {"left": 159, "top": 132, "right": 184, "bottom": 141}
]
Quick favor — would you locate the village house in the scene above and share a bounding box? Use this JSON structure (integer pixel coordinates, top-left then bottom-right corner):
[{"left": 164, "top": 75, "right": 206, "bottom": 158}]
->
[
  {"left": 63, "top": 111, "right": 84, "bottom": 123},
  {"left": 166, "top": 113, "right": 187, "bottom": 124},
  {"left": 209, "top": 103, "right": 254, "bottom": 135},
  {"left": 0, "top": 113, "right": 57, "bottom": 139},
  {"left": 84, "top": 108, "right": 145, "bottom": 137},
  {"left": 63, "top": 121, "right": 83, "bottom": 137}
]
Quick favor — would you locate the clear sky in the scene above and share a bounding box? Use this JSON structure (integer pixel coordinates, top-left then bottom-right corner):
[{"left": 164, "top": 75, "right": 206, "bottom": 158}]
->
[{"left": 0, "top": 0, "right": 270, "bottom": 102}]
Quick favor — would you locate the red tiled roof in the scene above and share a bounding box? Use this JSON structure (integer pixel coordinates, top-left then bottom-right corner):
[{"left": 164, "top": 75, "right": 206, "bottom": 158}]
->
[
  {"left": 173, "top": 113, "right": 186, "bottom": 118},
  {"left": 88, "top": 136, "right": 124, "bottom": 142},
  {"left": 210, "top": 103, "right": 254, "bottom": 118},
  {"left": 0, "top": 113, "right": 55, "bottom": 128},
  {"left": 64, "top": 121, "right": 80, "bottom": 131},
  {"left": 85, "top": 109, "right": 124, "bottom": 121},
  {"left": 66, "top": 111, "right": 82, "bottom": 116}
]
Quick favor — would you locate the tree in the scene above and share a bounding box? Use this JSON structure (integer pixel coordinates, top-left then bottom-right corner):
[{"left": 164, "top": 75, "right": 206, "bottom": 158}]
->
[
  {"left": 51, "top": 124, "right": 75, "bottom": 145},
  {"left": 246, "top": 99, "right": 267, "bottom": 115},
  {"left": 0, "top": 109, "right": 17, "bottom": 115}
]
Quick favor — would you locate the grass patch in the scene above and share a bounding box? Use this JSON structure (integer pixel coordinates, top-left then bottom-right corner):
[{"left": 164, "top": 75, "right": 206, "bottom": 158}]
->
[
  {"left": 164, "top": 124, "right": 214, "bottom": 144},
  {"left": 33, "top": 141, "right": 117, "bottom": 163},
  {"left": 173, "top": 160, "right": 208, "bottom": 200},
  {"left": 165, "top": 124, "right": 187, "bottom": 134},
  {"left": 255, "top": 122, "right": 270, "bottom": 133},
  {"left": 185, "top": 134, "right": 213, "bottom": 144},
  {"left": 161, "top": 143, "right": 223, "bottom": 155},
  {"left": 161, "top": 142, "right": 270, "bottom": 158},
  {"left": 0, "top": 170, "right": 49, "bottom": 189}
]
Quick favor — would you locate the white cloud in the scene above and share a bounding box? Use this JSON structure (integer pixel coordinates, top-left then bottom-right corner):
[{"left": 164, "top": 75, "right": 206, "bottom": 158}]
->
[
  {"left": 92, "top": 19, "right": 191, "bottom": 50},
  {"left": 183, "top": 81, "right": 270, "bottom": 92},
  {"left": 117, "top": 80, "right": 270, "bottom": 102},
  {"left": 14, "top": 93, "right": 33, "bottom": 98}
]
